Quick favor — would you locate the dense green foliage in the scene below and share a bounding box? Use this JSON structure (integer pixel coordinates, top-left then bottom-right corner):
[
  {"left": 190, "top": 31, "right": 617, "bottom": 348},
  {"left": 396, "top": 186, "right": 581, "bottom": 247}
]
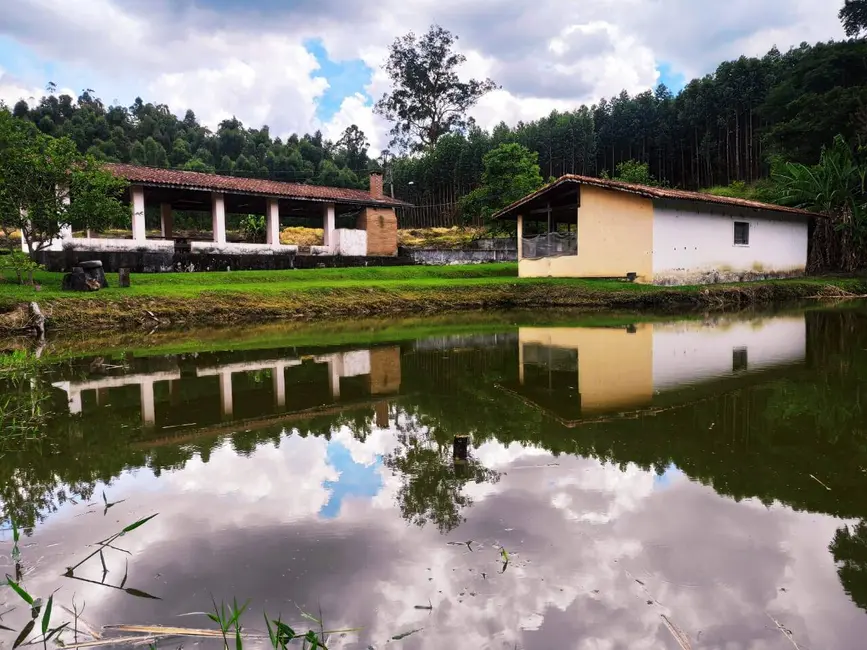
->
[
  {"left": 0, "top": 110, "right": 127, "bottom": 253},
  {"left": 602, "top": 160, "right": 664, "bottom": 186},
  {"left": 9, "top": 91, "right": 371, "bottom": 190},
  {"left": 458, "top": 144, "right": 545, "bottom": 223},
  {"left": 774, "top": 135, "right": 867, "bottom": 270}
]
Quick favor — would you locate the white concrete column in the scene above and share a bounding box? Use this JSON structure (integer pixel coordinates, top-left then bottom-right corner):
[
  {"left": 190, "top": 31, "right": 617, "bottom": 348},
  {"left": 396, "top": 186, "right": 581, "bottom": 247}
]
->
[
  {"left": 69, "top": 390, "right": 82, "bottom": 415},
  {"left": 517, "top": 214, "right": 523, "bottom": 262},
  {"left": 59, "top": 185, "right": 72, "bottom": 243},
  {"left": 327, "top": 355, "right": 342, "bottom": 400},
  {"left": 140, "top": 379, "right": 155, "bottom": 426},
  {"left": 219, "top": 370, "right": 233, "bottom": 418},
  {"left": 266, "top": 198, "right": 280, "bottom": 246},
  {"left": 160, "top": 203, "right": 174, "bottom": 239},
  {"left": 273, "top": 364, "right": 286, "bottom": 408},
  {"left": 131, "top": 185, "right": 146, "bottom": 242},
  {"left": 20, "top": 209, "right": 28, "bottom": 252},
  {"left": 519, "top": 341, "right": 525, "bottom": 385},
  {"left": 212, "top": 192, "right": 227, "bottom": 244},
  {"left": 323, "top": 203, "right": 336, "bottom": 251}
]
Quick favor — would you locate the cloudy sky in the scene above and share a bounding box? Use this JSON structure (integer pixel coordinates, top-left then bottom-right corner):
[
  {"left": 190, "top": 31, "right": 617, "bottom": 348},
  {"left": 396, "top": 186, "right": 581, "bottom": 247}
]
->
[{"left": 0, "top": 0, "right": 846, "bottom": 151}]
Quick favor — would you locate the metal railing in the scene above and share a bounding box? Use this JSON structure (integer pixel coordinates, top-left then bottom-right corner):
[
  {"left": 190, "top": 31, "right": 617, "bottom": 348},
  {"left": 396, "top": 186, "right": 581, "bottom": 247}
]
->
[{"left": 522, "top": 232, "right": 577, "bottom": 260}]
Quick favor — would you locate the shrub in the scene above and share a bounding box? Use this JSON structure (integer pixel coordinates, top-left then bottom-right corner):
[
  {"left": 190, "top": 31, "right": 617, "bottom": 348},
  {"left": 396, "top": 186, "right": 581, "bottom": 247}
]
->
[{"left": 0, "top": 251, "right": 43, "bottom": 285}]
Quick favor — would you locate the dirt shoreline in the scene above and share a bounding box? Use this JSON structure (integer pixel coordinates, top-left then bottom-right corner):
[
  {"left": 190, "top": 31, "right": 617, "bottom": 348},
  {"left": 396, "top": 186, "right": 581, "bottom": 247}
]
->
[{"left": 2, "top": 277, "right": 865, "bottom": 333}]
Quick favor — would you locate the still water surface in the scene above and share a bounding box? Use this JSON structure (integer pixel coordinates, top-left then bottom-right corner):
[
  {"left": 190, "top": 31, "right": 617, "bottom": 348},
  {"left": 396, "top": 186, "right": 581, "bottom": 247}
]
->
[{"left": 2, "top": 306, "right": 867, "bottom": 649}]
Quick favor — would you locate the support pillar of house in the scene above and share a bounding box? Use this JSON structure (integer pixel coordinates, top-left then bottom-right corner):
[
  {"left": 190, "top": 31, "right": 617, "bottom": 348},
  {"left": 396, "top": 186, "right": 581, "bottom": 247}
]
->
[
  {"left": 323, "top": 203, "right": 336, "bottom": 251},
  {"left": 212, "top": 192, "right": 227, "bottom": 244},
  {"left": 266, "top": 198, "right": 280, "bottom": 246},
  {"left": 140, "top": 379, "right": 155, "bottom": 426},
  {"left": 516, "top": 214, "right": 523, "bottom": 262},
  {"left": 219, "top": 370, "right": 233, "bottom": 418},
  {"left": 68, "top": 389, "right": 82, "bottom": 415},
  {"left": 519, "top": 341, "right": 525, "bottom": 385},
  {"left": 19, "top": 209, "right": 28, "bottom": 253},
  {"left": 328, "top": 356, "right": 342, "bottom": 400},
  {"left": 131, "top": 185, "right": 147, "bottom": 242},
  {"left": 160, "top": 203, "right": 174, "bottom": 239},
  {"left": 273, "top": 364, "right": 286, "bottom": 408}
]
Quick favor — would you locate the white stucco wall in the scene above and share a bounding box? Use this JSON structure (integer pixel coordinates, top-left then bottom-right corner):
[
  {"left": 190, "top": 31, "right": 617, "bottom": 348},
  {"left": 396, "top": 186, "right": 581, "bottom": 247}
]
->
[
  {"left": 332, "top": 228, "right": 368, "bottom": 256},
  {"left": 652, "top": 199, "right": 809, "bottom": 284},
  {"left": 651, "top": 316, "right": 806, "bottom": 392},
  {"left": 64, "top": 238, "right": 175, "bottom": 252},
  {"left": 190, "top": 242, "right": 298, "bottom": 255}
]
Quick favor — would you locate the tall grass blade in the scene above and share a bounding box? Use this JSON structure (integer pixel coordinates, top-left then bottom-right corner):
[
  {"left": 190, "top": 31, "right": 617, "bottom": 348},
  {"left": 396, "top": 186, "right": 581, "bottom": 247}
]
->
[
  {"left": 121, "top": 514, "right": 158, "bottom": 534},
  {"left": 41, "top": 594, "right": 53, "bottom": 635},
  {"left": 6, "top": 577, "right": 34, "bottom": 605},
  {"left": 124, "top": 588, "right": 161, "bottom": 600},
  {"left": 12, "top": 619, "right": 34, "bottom": 649},
  {"left": 120, "top": 559, "right": 129, "bottom": 589}
]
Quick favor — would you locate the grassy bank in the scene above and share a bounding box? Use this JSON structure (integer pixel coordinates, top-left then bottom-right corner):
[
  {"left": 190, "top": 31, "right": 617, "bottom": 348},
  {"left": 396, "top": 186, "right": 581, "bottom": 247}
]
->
[{"left": 1, "top": 263, "right": 865, "bottom": 332}]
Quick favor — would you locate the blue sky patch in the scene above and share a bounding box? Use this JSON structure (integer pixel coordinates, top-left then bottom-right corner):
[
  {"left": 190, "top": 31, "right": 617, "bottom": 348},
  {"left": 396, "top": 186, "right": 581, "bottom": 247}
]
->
[
  {"left": 656, "top": 62, "right": 686, "bottom": 95},
  {"left": 320, "top": 441, "right": 383, "bottom": 519},
  {"left": 653, "top": 463, "right": 682, "bottom": 489},
  {"left": 305, "top": 39, "right": 372, "bottom": 121}
]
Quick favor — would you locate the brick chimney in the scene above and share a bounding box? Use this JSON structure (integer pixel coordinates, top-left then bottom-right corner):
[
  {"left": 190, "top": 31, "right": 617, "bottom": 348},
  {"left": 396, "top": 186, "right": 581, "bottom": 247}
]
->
[{"left": 369, "top": 171, "right": 384, "bottom": 199}]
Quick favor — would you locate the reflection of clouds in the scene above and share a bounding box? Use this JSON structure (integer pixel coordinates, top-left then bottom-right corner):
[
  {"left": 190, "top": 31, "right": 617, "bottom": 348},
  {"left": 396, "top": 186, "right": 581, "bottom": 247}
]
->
[
  {"left": 8, "top": 427, "right": 867, "bottom": 650},
  {"left": 166, "top": 436, "right": 336, "bottom": 513}
]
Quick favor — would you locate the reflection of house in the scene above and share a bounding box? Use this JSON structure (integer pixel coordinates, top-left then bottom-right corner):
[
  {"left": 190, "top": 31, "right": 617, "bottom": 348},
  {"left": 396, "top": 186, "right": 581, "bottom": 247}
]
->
[
  {"left": 52, "top": 346, "right": 402, "bottom": 429},
  {"left": 507, "top": 317, "right": 806, "bottom": 424}
]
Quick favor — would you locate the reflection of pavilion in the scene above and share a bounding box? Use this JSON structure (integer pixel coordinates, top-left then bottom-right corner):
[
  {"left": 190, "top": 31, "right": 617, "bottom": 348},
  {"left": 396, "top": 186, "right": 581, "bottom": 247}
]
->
[
  {"left": 51, "top": 346, "right": 402, "bottom": 429},
  {"left": 508, "top": 317, "right": 806, "bottom": 424}
]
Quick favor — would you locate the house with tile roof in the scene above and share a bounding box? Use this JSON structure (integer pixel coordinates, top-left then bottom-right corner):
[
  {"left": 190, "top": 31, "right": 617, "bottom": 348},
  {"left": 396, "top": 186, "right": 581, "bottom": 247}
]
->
[
  {"left": 37, "top": 164, "right": 409, "bottom": 260},
  {"left": 494, "top": 175, "right": 819, "bottom": 285}
]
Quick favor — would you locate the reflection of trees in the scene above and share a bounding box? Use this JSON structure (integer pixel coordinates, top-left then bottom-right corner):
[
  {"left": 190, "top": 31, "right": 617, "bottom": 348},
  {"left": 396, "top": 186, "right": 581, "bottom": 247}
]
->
[
  {"left": 6, "top": 309, "right": 867, "bottom": 612},
  {"left": 831, "top": 522, "right": 867, "bottom": 612},
  {"left": 384, "top": 415, "right": 500, "bottom": 534}
]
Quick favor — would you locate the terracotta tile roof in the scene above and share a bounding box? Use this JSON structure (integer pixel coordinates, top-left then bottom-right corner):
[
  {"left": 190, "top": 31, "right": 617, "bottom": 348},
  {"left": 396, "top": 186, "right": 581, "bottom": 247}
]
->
[
  {"left": 106, "top": 163, "right": 410, "bottom": 207},
  {"left": 493, "top": 174, "right": 822, "bottom": 219}
]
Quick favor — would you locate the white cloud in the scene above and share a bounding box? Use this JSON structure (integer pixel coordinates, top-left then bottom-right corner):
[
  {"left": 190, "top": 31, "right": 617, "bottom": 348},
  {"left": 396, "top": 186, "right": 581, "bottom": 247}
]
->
[{"left": 0, "top": 0, "right": 846, "bottom": 150}]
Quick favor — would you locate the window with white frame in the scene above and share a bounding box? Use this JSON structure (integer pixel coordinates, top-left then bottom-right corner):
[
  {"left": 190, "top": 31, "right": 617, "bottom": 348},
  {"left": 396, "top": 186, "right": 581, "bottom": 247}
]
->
[{"left": 734, "top": 221, "right": 750, "bottom": 246}]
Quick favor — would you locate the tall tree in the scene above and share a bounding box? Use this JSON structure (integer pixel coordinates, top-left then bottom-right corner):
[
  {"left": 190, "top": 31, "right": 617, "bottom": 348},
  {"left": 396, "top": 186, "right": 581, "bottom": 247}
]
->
[
  {"left": 459, "top": 143, "right": 544, "bottom": 223},
  {"left": 0, "top": 109, "right": 127, "bottom": 255},
  {"left": 375, "top": 25, "right": 497, "bottom": 152},
  {"left": 840, "top": 0, "right": 867, "bottom": 36},
  {"left": 335, "top": 125, "right": 370, "bottom": 173}
]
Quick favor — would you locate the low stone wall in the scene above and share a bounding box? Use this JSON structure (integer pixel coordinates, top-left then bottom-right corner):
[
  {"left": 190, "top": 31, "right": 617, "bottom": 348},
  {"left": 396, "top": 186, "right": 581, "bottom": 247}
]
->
[
  {"left": 401, "top": 248, "right": 517, "bottom": 265},
  {"left": 652, "top": 268, "right": 806, "bottom": 286},
  {"left": 36, "top": 249, "right": 414, "bottom": 273}
]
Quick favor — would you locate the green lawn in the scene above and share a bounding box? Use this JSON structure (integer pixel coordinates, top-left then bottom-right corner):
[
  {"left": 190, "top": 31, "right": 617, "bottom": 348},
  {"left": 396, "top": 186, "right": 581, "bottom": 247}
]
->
[
  {"left": 1, "top": 263, "right": 864, "bottom": 332},
  {"left": 0, "top": 263, "right": 664, "bottom": 304}
]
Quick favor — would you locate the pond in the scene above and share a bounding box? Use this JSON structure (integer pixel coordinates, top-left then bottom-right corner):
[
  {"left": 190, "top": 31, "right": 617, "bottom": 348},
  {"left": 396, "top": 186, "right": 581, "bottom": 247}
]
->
[{"left": 1, "top": 304, "right": 867, "bottom": 649}]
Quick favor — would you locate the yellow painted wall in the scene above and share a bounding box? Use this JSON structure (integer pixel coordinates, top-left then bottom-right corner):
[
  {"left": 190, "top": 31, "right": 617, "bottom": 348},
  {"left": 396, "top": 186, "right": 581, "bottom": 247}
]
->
[
  {"left": 518, "top": 325, "right": 653, "bottom": 414},
  {"left": 519, "top": 185, "right": 654, "bottom": 282}
]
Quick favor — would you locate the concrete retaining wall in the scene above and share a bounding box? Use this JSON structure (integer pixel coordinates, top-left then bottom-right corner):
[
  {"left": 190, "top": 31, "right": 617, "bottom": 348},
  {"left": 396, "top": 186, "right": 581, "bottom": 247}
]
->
[
  {"left": 401, "top": 248, "right": 517, "bottom": 265},
  {"left": 36, "top": 249, "right": 415, "bottom": 273}
]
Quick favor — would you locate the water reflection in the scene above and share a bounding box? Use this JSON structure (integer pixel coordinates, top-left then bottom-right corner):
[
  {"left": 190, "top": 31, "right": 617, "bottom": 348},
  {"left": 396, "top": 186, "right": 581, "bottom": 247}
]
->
[
  {"left": 508, "top": 316, "right": 806, "bottom": 424},
  {"left": 2, "top": 308, "right": 867, "bottom": 649}
]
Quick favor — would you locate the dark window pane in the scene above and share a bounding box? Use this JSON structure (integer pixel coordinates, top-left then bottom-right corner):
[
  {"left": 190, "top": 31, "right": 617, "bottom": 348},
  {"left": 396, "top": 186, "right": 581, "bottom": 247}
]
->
[{"left": 734, "top": 221, "right": 750, "bottom": 245}]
